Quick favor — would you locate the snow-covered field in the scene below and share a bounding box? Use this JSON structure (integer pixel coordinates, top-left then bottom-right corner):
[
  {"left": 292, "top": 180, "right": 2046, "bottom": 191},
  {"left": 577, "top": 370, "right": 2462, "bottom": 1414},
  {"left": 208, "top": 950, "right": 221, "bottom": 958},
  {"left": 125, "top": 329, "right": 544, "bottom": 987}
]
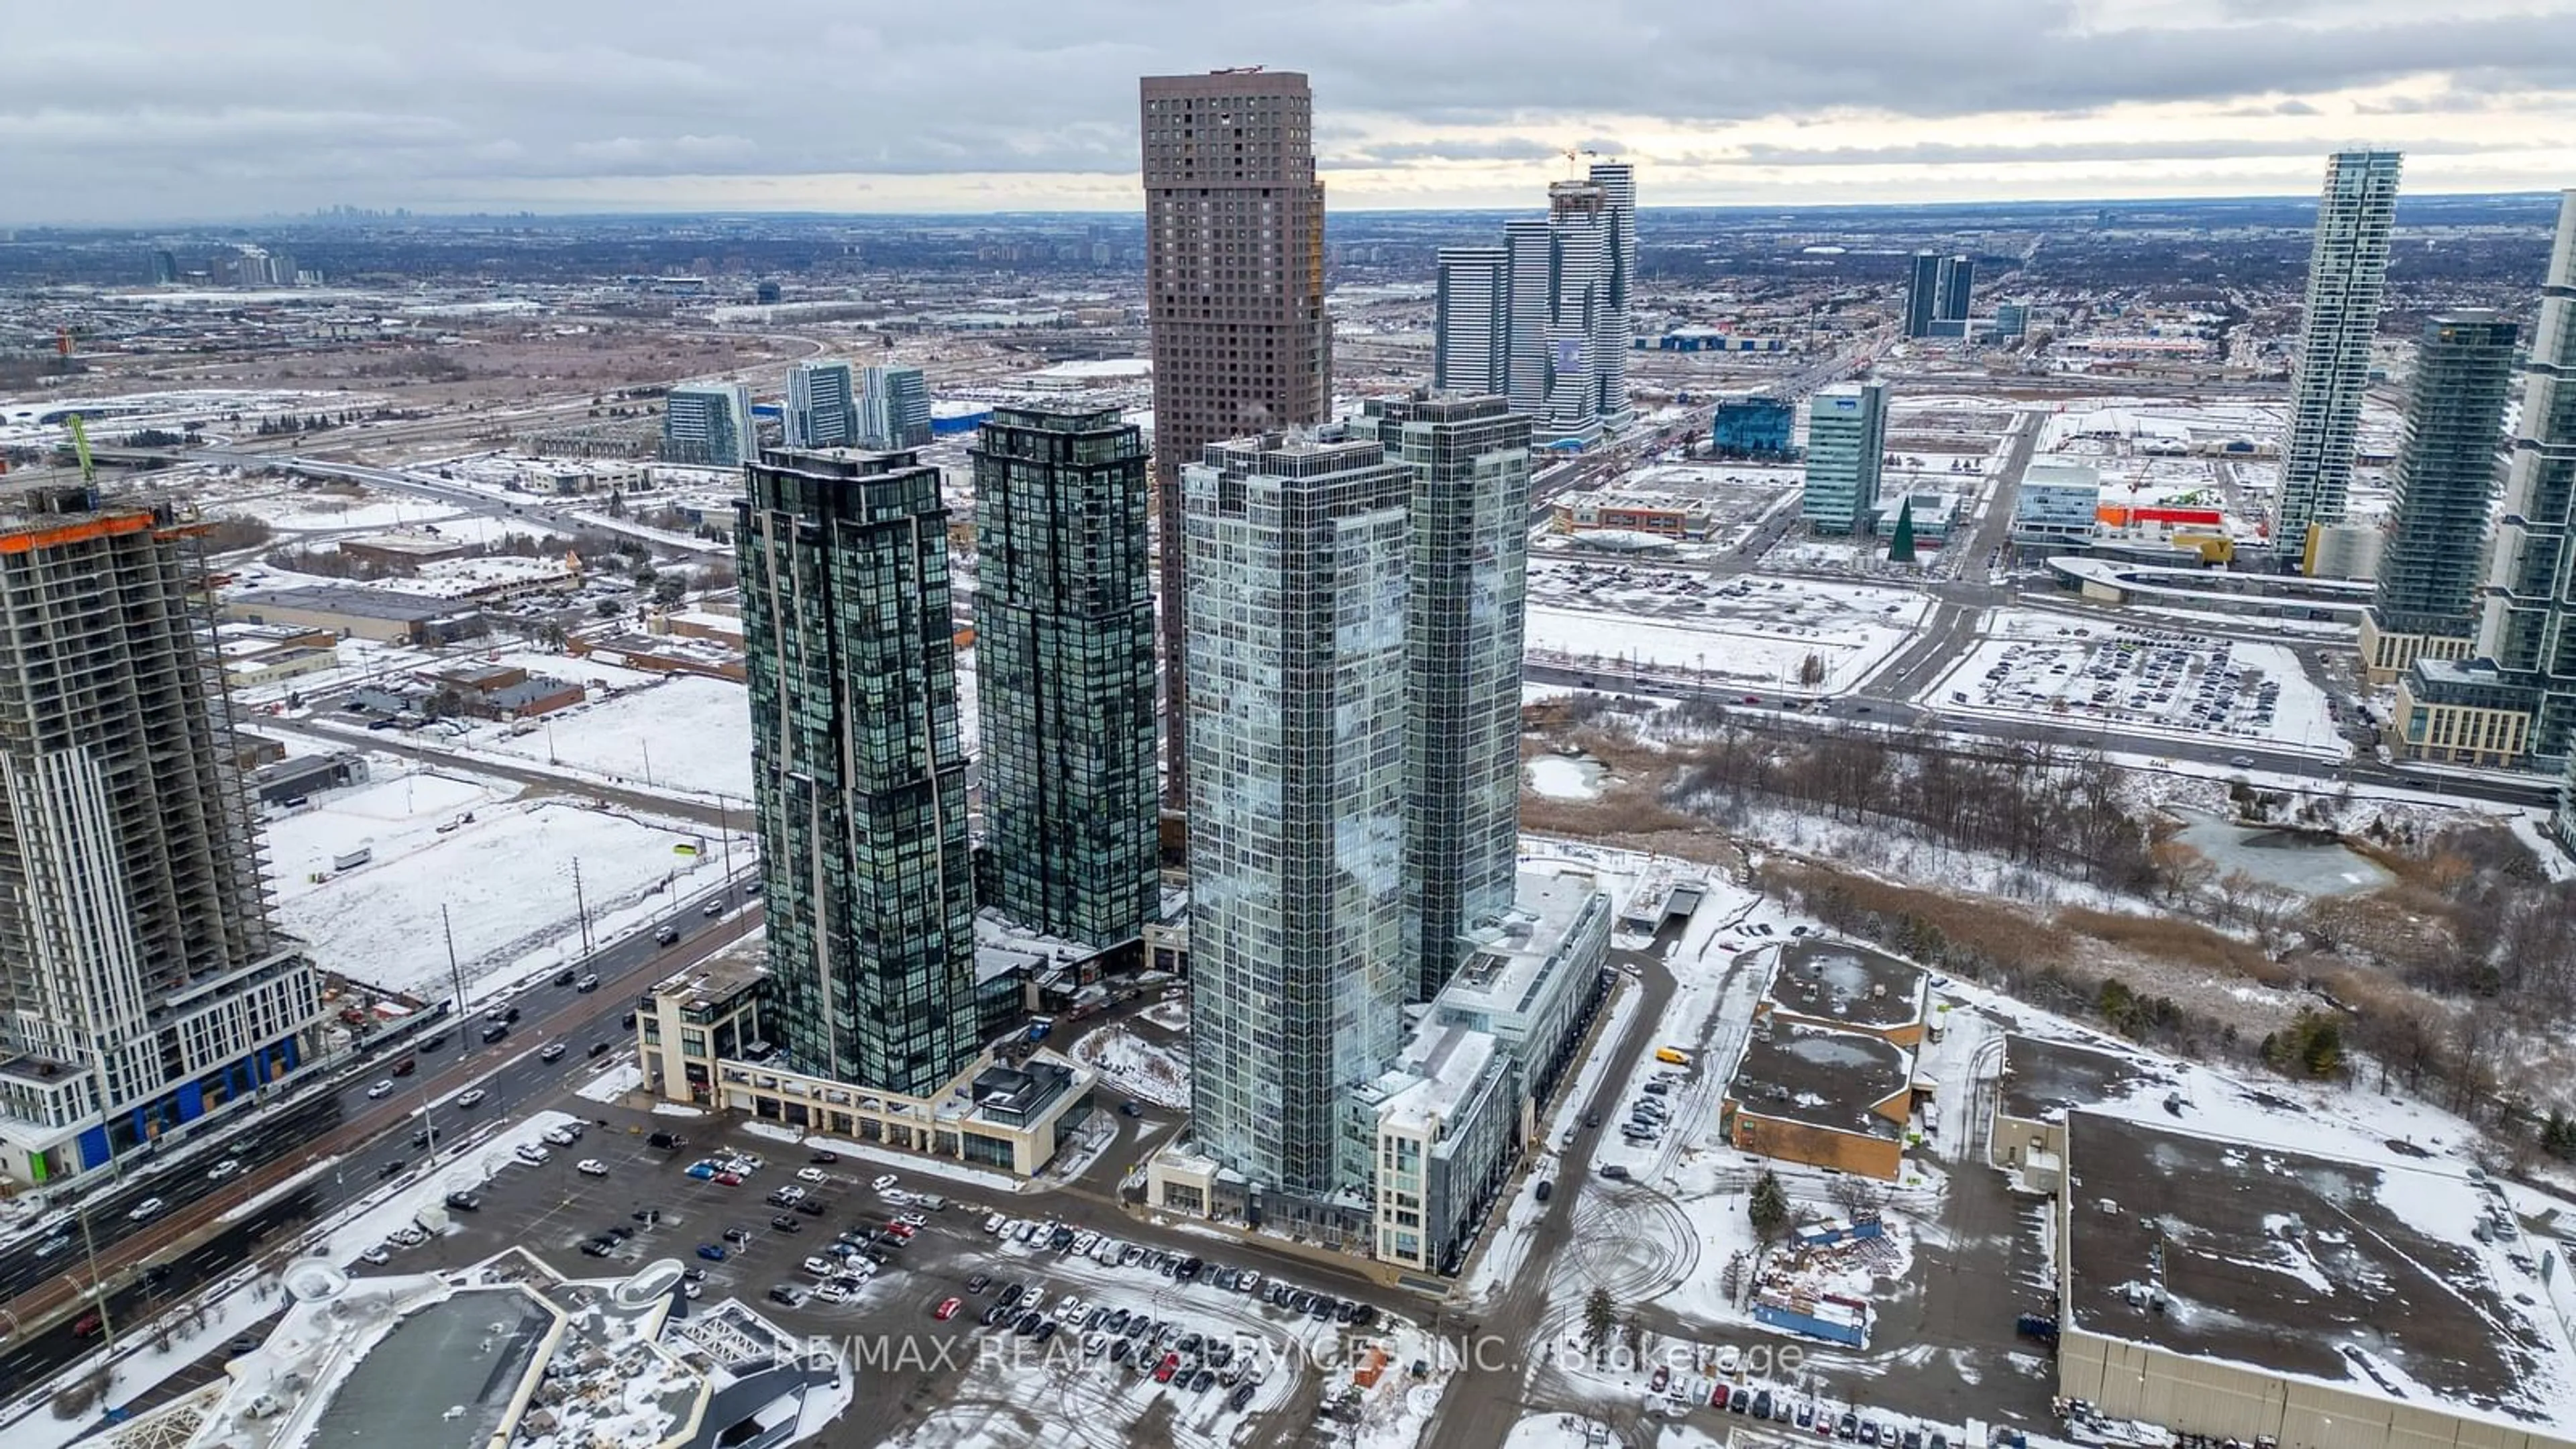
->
[
  {"left": 467, "top": 672, "right": 753, "bottom": 800},
  {"left": 1522, "top": 572, "right": 1928, "bottom": 695},
  {"left": 1921, "top": 611, "right": 2341, "bottom": 755},
  {"left": 267, "top": 769, "right": 719, "bottom": 999}
]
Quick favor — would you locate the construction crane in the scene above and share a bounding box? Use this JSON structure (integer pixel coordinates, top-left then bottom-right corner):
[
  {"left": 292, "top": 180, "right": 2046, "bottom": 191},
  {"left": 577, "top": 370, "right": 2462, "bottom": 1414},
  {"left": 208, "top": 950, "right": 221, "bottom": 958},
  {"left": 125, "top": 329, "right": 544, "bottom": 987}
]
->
[
  {"left": 66, "top": 413, "right": 97, "bottom": 485},
  {"left": 1561, "top": 145, "right": 1601, "bottom": 177}
]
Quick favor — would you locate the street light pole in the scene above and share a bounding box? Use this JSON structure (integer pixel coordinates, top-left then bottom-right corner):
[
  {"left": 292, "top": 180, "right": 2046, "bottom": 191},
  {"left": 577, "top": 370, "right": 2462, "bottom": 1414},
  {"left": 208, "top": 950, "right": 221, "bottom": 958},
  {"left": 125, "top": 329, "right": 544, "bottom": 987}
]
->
[
  {"left": 75, "top": 1197, "right": 117, "bottom": 1355},
  {"left": 718, "top": 795, "right": 736, "bottom": 908}
]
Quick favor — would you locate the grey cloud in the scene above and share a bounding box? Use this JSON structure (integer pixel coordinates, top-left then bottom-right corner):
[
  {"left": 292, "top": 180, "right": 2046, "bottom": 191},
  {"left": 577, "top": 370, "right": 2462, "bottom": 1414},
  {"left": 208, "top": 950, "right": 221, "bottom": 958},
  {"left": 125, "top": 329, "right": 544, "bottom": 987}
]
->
[
  {"left": 1716, "top": 136, "right": 2527, "bottom": 167},
  {"left": 3, "top": 0, "right": 2573, "bottom": 220}
]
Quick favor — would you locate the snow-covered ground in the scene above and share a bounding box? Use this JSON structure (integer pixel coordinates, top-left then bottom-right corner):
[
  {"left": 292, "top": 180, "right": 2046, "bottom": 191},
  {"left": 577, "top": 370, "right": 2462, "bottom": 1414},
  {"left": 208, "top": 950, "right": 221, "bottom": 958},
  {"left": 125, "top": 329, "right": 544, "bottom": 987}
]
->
[
  {"left": 1523, "top": 573, "right": 1928, "bottom": 695},
  {"left": 267, "top": 769, "right": 722, "bottom": 1000},
  {"left": 466, "top": 672, "right": 753, "bottom": 800},
  {"left": 1069, "top": 1024, "right": 1189, "bottom": 1109},
  {"left": 1921, "top": 610, "right": 2343, "bottom": 757}
]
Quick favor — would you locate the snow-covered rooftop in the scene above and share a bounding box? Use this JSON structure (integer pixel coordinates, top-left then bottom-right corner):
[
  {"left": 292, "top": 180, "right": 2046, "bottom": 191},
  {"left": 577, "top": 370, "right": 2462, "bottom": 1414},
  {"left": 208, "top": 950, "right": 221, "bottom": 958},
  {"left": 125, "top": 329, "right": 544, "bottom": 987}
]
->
[{"left": 2065, "top": 1111, "right": 2576, "bottom": 1438}]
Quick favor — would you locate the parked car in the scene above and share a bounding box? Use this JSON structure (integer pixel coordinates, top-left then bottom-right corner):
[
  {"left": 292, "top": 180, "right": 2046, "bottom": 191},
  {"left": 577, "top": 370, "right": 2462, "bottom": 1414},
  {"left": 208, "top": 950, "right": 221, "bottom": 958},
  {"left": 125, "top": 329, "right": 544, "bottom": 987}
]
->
[
  {"left": 446, "top": 1191, "right": 482, "bottom": 1212},
  {"left": 696, "top": 1244, "right": 728, "bottom": 1262},
  {"left": 578, "top": 1159, "right": 609, "bottom": 1177}
]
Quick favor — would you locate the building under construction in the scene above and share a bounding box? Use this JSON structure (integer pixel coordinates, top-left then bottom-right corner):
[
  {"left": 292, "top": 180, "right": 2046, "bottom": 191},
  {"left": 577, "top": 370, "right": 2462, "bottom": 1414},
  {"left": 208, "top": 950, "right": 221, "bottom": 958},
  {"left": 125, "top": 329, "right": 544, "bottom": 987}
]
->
[{"left": 0, "top": 484, "right": 323, "bottom": 1187}]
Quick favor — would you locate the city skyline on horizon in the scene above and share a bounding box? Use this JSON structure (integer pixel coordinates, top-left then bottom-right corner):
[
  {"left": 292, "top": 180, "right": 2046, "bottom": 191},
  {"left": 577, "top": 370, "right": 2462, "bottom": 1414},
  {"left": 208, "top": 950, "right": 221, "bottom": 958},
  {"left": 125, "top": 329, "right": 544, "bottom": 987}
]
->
[{"left": 8, "top": 0, "right": 2576, "bottom": 225}]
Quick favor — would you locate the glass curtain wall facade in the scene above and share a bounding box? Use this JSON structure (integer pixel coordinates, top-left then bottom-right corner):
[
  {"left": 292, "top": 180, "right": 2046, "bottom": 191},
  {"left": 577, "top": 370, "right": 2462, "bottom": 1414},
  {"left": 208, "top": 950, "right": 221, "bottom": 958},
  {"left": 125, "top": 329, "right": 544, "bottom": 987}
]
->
[
  {"left": 1363, "top": 392, "right": 1533, "bottom": 1000},
  {"left": 970, "top": 405, "right": 1159, "bottom": 948},
  {"left": 737, "top": 448, "right": 977, "bottom": 1099},
  {"left": 2373, "top": 313, "right": 2518, "bottom": 637},
  {"left": 1183, "top": 433, "right": 1409, "bottom": 1195}
]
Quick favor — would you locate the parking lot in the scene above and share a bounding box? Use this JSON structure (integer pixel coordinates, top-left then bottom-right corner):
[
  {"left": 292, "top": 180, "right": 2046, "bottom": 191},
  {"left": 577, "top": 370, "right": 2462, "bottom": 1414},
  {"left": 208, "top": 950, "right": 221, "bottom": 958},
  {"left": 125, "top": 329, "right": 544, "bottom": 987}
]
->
[
  {"left": 1929, "top": 615, "right": 2332, "bottom": 751},
  {"left": 392, "top": 1105, "right": 1434, "bottom": 1448}
]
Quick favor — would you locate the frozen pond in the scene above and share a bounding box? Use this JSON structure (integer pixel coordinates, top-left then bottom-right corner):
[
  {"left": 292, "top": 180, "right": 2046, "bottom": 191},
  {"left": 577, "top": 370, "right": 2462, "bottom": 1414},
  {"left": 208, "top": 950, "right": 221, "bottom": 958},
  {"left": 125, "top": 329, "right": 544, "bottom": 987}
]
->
[
  {"left": 1526, "top": 753, "right": 1607, "bottom": 801},
  {"left": 2168, "top": 808, "right": 2392, "bottom": 897}
]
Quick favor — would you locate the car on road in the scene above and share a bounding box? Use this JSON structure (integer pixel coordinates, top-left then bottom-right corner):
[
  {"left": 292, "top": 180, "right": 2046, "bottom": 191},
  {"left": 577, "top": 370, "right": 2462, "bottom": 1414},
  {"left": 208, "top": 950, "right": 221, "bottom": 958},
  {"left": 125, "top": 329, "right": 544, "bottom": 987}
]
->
[
  {"left": 696, "top": 1244, "right": 728, "bottom": 1262},
  {"left": 455, "top": 1088, "right": 488, "bottom": 1109},
  {"left": 702, "top": 898, "right": 724, "bottom": 917},
  {"left": 1119, "top": 1100, "right": 1142, "bottom": 1117},
  {"left": 767, "top": 1285, "right": 804, "bottom": 1307},
  {"left": 654, "top": 926, "right": 680, "bottom": 947},
  {"left": 207, "top": 1159, "right": 243, "bottom": 1182},
  {"left": 576, "top": 973, "right": 601, "bottom": 992},
  {"left": 796, "top": 1166, "right": 826, "bottom": 1183},
  {"left": 480, "top": 1023, "right": 509, "bottom": 1044},
  {"left": 128, "top": 1196, "right": 166, "bottom": 1222},
  {"left": 1533, "top": 1179, "right": 1552, "bottom": 1202},
  {"left": 366, "top": 1079, "right": 396, "bottom": 1099},
  {"left": 965, "top": 1273, "right": 992, "bottom": 1295},
  {"left": 577, "top": 1159, "right": 609, "bottom": 1177},
  {"left": 539, "top": 1042, "right": 567, "bottom": 1063},
  {"left": 555, "top": 968, "right": 577, "bottom": 986},
  {"left": 2229, "top": 755, "right": 2255, "bottom": 769},
  {"left": 810, "top": 1151, "right": 841, "bottom": 1165},
  {"left": 934, "top": 1296, "right": 961, "bottom": 1320}
]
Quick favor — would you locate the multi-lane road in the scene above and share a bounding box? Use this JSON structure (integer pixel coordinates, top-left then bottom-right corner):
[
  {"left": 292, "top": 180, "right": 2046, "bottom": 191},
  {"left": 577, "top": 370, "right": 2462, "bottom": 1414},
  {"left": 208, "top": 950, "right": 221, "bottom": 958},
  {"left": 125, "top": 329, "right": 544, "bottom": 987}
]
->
[{"left": 0, "top": 869, "right": 758, "bottom": 1394}]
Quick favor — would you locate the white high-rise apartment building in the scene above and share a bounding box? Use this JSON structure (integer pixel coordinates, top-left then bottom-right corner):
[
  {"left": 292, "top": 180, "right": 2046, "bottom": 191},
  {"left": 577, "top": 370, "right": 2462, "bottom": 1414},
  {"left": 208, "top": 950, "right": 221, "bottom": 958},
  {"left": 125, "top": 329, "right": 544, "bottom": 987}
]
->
[
  {"left": 784, "top": 360, "right": 857, "bottom": 449},
  {"left": 2473, "top": 191, "right": 2576, "bottom": 757},
  {"left": 663, "top": 382, "right": 755, "bottom": 468},
  {"left": 1436, "top": 162, "right": 1635, "bottom": 448},
  {"left": 2276, "top": 150, "right": 2403, "bottom": 567},
  {"left": 1432, "top": 248, "right": 1508, "bottom": 394},
  {"left": 859, "top": 365, "right": 932, "bottom": 451}
]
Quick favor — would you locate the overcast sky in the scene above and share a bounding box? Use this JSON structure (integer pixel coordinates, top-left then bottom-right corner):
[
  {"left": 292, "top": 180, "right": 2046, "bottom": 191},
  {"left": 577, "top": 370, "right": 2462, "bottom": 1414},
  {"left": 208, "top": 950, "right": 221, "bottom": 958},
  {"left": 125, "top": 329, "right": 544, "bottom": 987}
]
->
[{"left": 6, "top": 0, "right": 2575, "bottom": 224}]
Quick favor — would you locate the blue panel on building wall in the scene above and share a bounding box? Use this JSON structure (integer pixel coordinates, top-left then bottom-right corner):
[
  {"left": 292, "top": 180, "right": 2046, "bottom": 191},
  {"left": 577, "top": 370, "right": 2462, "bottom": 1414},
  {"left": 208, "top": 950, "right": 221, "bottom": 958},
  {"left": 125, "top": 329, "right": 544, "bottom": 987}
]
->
[
  {"left": 78, "top": 1126, "right": 111, "bottom": 1170},
  {"left": 132, "top": 1106, "right": 151, "bottom": 1140},
  {"left": 177, "top": 1082, "right": 205, "bottom": 1122},
  {"left": 282, "top": 1036, "right": 301, "bottom": 1071}
]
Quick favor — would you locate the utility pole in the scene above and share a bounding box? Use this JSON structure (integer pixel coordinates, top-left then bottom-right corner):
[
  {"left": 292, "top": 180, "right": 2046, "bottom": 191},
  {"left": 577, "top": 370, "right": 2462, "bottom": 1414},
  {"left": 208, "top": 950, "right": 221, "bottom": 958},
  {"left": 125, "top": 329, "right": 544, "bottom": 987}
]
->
[
  {"left": 441, "top": 904, "right": 466, "bottom": 1018},
  {"left": 573, "top": 858, "right": 592, "bottom": 955}
]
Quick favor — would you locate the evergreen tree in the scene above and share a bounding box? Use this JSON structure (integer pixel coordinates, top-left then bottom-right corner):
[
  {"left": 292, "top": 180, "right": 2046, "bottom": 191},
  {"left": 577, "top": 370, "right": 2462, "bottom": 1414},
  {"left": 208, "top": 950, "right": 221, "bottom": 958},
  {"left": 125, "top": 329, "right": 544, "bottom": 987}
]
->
[{"left": 1750, "top": 1170, "right": 1790, "bottom": 1244}]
